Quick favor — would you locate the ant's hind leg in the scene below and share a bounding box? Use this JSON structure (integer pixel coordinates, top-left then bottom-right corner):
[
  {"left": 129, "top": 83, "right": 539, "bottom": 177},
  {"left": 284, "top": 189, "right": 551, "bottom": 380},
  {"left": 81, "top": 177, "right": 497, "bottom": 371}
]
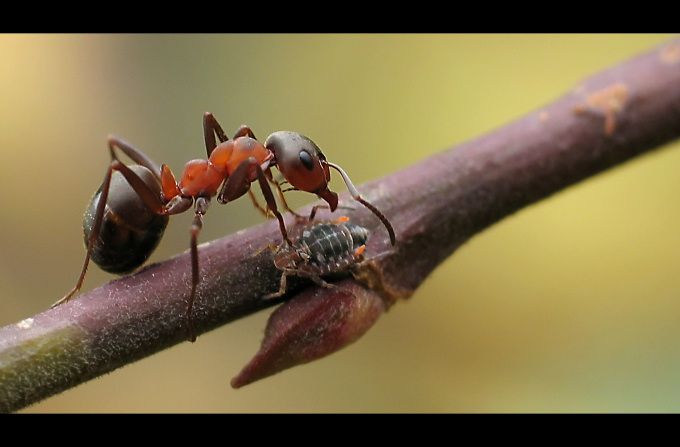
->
[{"left": 108, "top": 136, "right": 162, "bottom": 179}]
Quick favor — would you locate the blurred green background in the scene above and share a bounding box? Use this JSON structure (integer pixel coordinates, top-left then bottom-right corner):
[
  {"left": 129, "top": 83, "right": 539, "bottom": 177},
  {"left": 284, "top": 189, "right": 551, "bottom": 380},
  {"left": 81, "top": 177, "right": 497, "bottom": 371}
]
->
[{"left": 2, "top": 34, "right": 680, "bottom": 412}]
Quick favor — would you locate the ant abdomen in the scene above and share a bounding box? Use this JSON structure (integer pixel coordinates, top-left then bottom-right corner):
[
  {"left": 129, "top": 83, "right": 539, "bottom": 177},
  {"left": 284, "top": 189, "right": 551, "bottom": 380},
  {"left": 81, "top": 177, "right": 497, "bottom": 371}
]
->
[{"left": 84, "top": 165, "right": 169, "bottom": 274}]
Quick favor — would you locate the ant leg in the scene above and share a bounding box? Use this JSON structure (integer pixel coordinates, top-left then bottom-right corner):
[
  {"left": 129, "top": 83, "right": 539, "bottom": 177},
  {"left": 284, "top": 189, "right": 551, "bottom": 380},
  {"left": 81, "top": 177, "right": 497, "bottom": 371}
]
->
[
  {"left": 217, "top": 158, "right": 293, "bottom": 245},
  {"left": 185, "top": 196, "right": 210, "bottom": 343},
  {"left": 216, "top": 158, "right": 256, "bottom": 204},
  {"left": 203, "top": 113, "right": 257, "bottom": 157},
  {"left": 255, "top": 166, "right": 293, "bottom": 245},
  {"left": 268, "top": 177, "right": 309, "bottom": 220},
  {"left": 247, "top": 189, "right": 272, "bottom": 218},
  {"left": 244, "top": 176, "right": 301, "bottom": 220},
  {"left": 232, "top": 125, "right": 256, "bottom": 140},
  {"left": 254, "top": 173, "right": 325, "bottom": 223},
  {"left": 203, "top": 112, "right": 229, "bottom": 156},
  {"left": 52, "top": 163, "right": 117, "bottom": 308},
  {"left": 108, "top": 136, "right": 162, "bottom": 179},
  {"left": 113, "top": 161, "right": 167, "bottom": 215}
]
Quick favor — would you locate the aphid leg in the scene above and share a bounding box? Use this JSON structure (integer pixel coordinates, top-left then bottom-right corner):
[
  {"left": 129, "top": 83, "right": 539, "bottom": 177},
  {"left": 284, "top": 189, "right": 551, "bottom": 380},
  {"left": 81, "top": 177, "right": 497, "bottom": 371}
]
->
[
  {"left": 263, "top": 270, "right": 292, "bottom": 299},
  {"left": 306, "top": 204, "right": 331, "bottom": 222},
  {"left": 306, "top": 274, "right": 357, "bottom": 298},
  {"left": 264, "top": 270, "right": 356, "bottom": 300}
]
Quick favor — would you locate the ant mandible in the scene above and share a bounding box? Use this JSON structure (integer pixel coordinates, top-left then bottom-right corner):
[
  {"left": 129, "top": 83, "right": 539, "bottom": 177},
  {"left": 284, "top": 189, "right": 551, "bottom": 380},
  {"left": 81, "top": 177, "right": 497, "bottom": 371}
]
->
[{"left": 53, "top": 112, "right": 396, "bottom": 342}]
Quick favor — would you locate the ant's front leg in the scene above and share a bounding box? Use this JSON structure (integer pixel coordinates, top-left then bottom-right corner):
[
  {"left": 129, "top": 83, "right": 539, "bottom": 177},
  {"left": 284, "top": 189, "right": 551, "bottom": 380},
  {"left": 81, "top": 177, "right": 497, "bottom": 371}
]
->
[
  {"left": 268, "top": 177, "right": 308, "bottom": 220},
  {"left": 244, "top": 176, "right": 300, "bottom": 220},
  {"left": 247, "top": 189, "right": 272, "bottom": 218}
]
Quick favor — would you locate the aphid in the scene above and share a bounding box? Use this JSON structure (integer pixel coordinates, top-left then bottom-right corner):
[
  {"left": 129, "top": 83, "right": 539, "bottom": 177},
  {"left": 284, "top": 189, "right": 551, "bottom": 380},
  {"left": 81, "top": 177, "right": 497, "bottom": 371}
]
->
[
  {"left": 264, "top": 217, "right": 369, "bottom": 299},
  {"left": 54, "top": 113, "right": 395, "bottom": 342}
]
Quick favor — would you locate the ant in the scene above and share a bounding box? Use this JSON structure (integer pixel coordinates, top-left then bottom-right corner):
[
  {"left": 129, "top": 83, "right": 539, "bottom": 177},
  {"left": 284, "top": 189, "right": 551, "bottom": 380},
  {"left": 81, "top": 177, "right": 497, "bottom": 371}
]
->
[{"left": 53, "top": 112, "right": 396, "bottom": 342}]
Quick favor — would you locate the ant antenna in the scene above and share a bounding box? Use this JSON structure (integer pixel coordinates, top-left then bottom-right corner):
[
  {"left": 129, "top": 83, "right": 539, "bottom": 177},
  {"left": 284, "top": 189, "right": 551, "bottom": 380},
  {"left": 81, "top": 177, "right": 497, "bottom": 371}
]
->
[{"left": 327, "top": 162, "right": 396, "bottom": 245}]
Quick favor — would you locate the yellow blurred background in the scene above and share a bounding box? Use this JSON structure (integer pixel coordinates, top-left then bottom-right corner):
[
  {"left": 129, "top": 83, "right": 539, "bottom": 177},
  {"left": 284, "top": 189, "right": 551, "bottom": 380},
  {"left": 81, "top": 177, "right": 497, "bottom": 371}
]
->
[{"left": 2, "top": 34, "right": 680, "bottom": 412}]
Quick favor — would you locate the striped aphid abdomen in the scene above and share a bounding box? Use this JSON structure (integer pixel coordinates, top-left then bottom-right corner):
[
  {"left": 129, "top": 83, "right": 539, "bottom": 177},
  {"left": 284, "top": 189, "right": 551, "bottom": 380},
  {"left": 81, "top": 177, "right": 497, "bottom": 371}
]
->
[{"left": 296, "top": 222, "right": 368, "bottom": 275}]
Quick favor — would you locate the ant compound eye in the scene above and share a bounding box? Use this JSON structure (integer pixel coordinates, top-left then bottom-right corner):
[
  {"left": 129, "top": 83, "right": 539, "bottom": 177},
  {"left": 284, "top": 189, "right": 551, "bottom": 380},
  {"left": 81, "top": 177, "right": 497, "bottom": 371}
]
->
[{"left": 299, "top": 150, "right": 315, "bottom": 170}]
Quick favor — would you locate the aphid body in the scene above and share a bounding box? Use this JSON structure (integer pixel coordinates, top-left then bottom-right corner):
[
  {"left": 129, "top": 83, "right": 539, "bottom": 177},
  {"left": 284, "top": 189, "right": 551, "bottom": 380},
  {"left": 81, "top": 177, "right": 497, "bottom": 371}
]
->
[{"left": 266, "top": 218, "right": 368, "bottom": 299}]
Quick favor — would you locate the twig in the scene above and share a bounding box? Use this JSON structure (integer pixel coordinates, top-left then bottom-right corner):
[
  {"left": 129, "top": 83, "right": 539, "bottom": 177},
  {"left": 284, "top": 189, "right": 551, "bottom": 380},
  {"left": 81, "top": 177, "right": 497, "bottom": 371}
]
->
[{"left": 1, "top": 39, "right": 680, "bottom": 413}]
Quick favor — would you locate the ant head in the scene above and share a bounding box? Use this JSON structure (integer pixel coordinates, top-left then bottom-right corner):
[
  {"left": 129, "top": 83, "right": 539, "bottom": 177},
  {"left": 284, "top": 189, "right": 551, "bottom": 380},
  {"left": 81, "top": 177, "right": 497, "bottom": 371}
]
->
[{"left": 265, "top": 131, "right": 338, "bottom": 210}]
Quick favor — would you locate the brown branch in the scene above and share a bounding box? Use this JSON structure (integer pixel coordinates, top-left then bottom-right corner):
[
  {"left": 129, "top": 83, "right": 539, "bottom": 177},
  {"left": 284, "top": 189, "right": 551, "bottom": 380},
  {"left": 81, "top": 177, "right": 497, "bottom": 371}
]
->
[{"left": 2, "top": 39, "right": 680, "bottom": 413}]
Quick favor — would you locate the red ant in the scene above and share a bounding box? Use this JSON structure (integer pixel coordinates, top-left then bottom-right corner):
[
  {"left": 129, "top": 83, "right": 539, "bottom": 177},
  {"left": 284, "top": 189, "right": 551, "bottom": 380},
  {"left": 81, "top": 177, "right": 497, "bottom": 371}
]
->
[{"left": 53, "top": 112, "right": 395, "bottom": 342}]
